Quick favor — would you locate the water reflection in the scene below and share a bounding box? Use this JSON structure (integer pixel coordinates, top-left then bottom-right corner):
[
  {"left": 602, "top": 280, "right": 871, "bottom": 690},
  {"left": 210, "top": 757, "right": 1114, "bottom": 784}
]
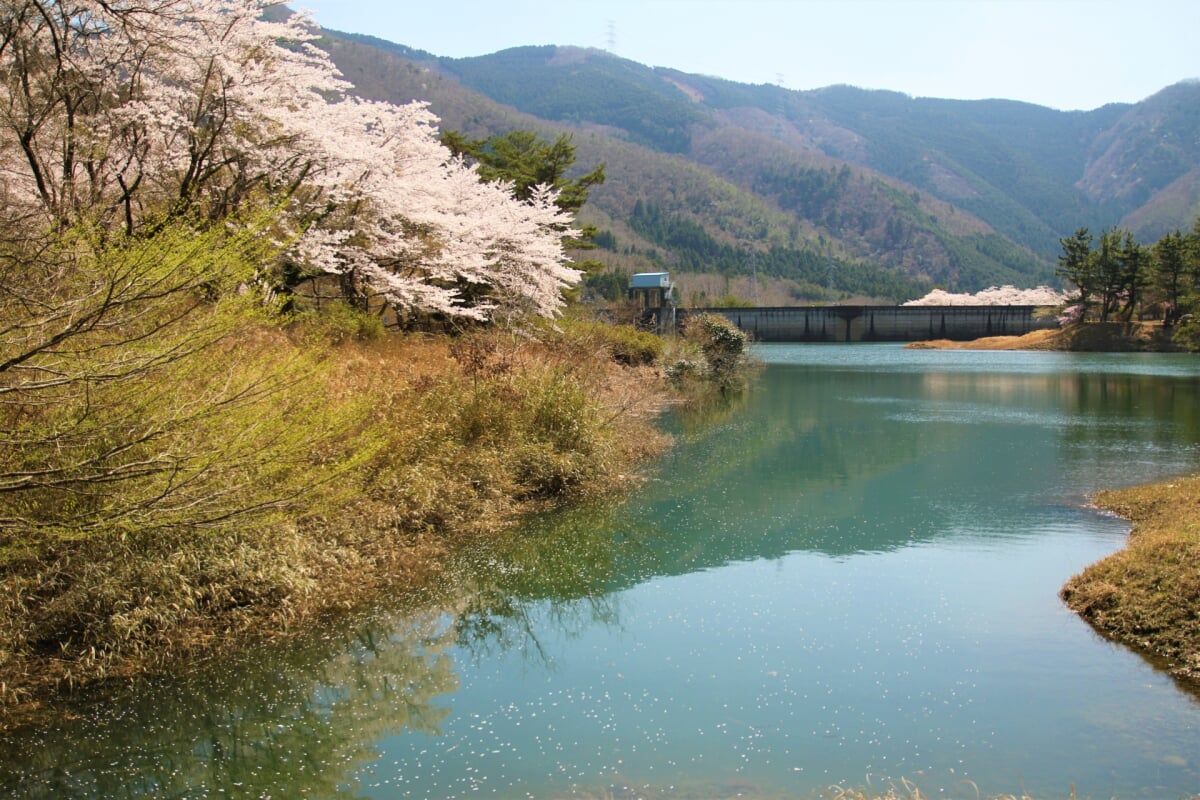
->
[
  {"left": 3, "top": 346, "right": 1200, "bottom": 799},
  {"left": 0, "top": 510, "right": 641, "bottom": 799},
  {"left": 0, "top": 607, "right": 459, "bottom": 799}
]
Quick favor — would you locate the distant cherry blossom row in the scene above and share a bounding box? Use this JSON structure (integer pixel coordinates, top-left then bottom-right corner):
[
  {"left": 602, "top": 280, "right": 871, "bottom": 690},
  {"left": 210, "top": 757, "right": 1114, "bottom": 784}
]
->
[{"left": 903, "top": 286, "right": 1069, "bottom": 306}]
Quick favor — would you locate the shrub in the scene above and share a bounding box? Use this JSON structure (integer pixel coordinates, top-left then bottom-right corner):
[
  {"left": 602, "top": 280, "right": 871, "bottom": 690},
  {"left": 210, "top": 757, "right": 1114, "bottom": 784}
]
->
[
  {"left": 599, "top": 324, "right": 665, "bottom": 366},
  {"left": 293, "top": 301, "right": 386, "bottom": 343},
  {"left": 546, "top": 316, "right": 665, "bottom": 366},
  {"left": 682, "top": 313, "right": 749, "bottom": 388},
  {"left": 1172, "top": 316, "right": 1200, "bottom": 352}
]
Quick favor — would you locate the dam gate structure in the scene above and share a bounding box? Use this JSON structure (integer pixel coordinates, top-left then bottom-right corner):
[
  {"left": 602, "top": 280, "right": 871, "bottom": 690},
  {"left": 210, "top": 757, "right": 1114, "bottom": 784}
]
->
[{"left": 672, "top": 305, "right": 1057, "bottom": 343}]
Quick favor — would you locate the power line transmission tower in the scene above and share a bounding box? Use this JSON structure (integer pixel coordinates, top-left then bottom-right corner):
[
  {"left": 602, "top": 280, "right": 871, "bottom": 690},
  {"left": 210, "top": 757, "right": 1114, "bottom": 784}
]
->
[{"left": 606, "top": 20, "right": 616, "bottom": 53}]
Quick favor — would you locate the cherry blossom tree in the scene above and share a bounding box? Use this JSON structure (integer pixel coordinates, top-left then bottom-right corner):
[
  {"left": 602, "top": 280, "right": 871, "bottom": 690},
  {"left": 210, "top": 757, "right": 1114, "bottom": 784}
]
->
[
  {"left": 903, "top": 285, "right": 1069, "bottom": 306},
  {"left": 0, "top": 0, "right": 581, "bottom": 319}
]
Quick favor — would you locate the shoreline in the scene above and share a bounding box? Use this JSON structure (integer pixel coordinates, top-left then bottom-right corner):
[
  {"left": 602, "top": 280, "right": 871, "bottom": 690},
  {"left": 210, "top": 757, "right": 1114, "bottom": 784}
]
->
[
  {"left": 0, "top": 324, "right": 679, "bottom": 730},
  {"left": 906, "top": 321, "right": 1180, "bottom": 351},
  {"left": 0, "top": 313, "right": 753, "bottom": 731},
  {"left": 910, "top": 322, "right": 1200, "bottom": 683},
  {"left": 1061, "top": 474, "right": 1200, "bottom": 685}
]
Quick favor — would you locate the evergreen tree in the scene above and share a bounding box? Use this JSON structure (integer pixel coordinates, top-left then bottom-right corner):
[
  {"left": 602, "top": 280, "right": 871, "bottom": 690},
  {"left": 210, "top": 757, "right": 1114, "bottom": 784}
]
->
[
  {"left": 1152, "top": 230, "right": 1188, "bottom": 324},
  {"left": 1056, "top": 228, "right": 1097, "bottom": 317},
  {"left": 1118, "top": 231, "right": 1149, "bottom": 322},
  {"left": 441, "top": 130, "right": 606, "bottom": 215}
]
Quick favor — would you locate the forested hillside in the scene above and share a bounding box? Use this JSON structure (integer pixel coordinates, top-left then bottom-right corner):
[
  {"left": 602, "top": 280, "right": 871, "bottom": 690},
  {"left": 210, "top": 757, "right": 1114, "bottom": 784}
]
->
[{"left": 317, "top": 30, "right": 1200, "bottom": 302}]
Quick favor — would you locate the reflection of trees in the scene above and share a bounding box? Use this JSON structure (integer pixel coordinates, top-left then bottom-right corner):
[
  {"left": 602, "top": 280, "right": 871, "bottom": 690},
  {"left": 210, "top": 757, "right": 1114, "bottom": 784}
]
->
[
  {"left": 0, "top": 508, "right": 643, "bottom": 800},
  {"left": 440, "top": 509, "right": 630, "bottom": 664},
  {"left": 0, "top": 608, "right": 458, "bottom": 799},
  {"left": 630, "top": 365, "right": 939, "bottom": 566},
  {"left": 8, "top": 354, "right": 1199, "bottom": 799},
  {"left": 1056, "top": 370, "right": 1200, "bottom": 445}
]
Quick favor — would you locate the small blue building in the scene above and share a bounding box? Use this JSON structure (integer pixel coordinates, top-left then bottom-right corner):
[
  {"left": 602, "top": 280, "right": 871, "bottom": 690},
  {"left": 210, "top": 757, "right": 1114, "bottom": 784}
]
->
[
  {"left": 629, "top": 272, "right": 675, "bottom": 333},
  {"left": 628, "top": 271, "right": 673, "bottom": 311}
]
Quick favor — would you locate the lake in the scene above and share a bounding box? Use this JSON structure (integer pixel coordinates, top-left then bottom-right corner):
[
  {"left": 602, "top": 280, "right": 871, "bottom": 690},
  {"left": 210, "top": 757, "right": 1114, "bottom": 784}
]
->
[{"left": 3, "top": 344, "right": 1200, "bottom": 799}]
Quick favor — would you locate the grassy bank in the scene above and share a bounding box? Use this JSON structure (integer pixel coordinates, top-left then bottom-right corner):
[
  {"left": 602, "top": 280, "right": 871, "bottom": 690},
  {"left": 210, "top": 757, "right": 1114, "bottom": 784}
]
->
[
  {"left": 0, "top": 307, "right": 678, "bottom": 726},
  {"left": 911, "top": 320, "right": 1200, "bottom": 683},
  {"left": 907, "top": 321, "right": 1181, "bottom": 351},
  {"left": 1061, "top": 474, "right": 1200, "bottom": 683}
]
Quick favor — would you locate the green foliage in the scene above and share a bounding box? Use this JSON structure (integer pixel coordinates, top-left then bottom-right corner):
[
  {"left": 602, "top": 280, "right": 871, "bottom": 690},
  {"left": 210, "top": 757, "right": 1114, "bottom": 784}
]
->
[
  {"left": 583, "top": 268, "right": 628, "bottom": 302},
  {"left": 681, "top": 313, "right": 749, "bottom": 389},
  {"left": 1, "top": 309, "right": 674, "bottom": 700},
  {"left": 0, "top": 217, "right": 368, "bottom": 554},
  {"left": 1152, "top": 230, "right": 1192, "bottom": 324},
  {"left": 433, "top": 328, "right": 660, "bottom": 503},
  {"left": 1173, "top": 317, "right": 1200, "bottom": 352},
  {"left": 291, "top": 300, "right": 386, "bottom": 343},
  {"left": 629, "top": 199, "right": 927, "bottom": 302},
  {"left": 591, "top": 229, "right": 618, "bottom": 251},
  {"left": 441, "top": 129, "right": 606, "bottom": 215},
  {"left": 593, "top": 324, "right": 664, "bottom": 366},
  {"left": 1055, "top": 219, "right": 1200, "bottom": 325},
  {"left": 1056, "top": 227, "right": 1097, "bottom": 308},
  {"left": 530, "top": 314, "right": 665, "bottom": 367}
]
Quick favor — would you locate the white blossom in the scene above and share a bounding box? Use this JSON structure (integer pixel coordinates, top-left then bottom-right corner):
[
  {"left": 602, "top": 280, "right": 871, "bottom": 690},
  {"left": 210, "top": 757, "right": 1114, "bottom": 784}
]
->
[
  {"left": 0, "top": 0, "right": 581, "bottom": 319},
  {"left": 903, "top": 286, "right": 1069, "bottom": 306}
]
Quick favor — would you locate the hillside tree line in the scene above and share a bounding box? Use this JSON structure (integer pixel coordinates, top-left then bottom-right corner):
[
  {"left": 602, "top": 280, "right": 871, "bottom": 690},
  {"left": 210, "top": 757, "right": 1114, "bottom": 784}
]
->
[{"left": 1056, "top": 222, "right": 1200, "bottom": 342}]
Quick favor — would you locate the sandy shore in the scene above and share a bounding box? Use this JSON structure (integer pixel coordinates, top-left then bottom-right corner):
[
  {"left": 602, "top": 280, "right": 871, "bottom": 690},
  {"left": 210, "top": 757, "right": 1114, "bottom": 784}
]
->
[
  {"left": 906, "top": 322, "right": 1178, "bottom": 352},
  {"left": 906, "top": 329, "right": 1062, "bottom": 350}
]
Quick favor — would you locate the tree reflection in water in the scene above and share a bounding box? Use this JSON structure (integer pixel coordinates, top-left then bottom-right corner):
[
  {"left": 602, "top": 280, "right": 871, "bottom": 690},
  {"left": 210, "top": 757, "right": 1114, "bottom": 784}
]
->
[
  {"left": 0, "top": 500, "right": 646, "bottom": 799},
  {"left": 0, "top": 604, "right": 458, "bottom": 799}
]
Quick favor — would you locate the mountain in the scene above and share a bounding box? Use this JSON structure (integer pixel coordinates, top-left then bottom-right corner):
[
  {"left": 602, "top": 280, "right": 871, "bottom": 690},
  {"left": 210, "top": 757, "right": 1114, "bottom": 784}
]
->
[{"left": 315, "top": 29, "right": 1200, "bottom": 303}]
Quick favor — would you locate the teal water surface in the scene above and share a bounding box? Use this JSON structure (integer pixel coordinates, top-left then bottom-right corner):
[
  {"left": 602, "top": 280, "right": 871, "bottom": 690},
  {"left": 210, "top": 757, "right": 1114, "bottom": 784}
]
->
[{"left": 4, "top": 344, "right": 1200, "bottom": 799}]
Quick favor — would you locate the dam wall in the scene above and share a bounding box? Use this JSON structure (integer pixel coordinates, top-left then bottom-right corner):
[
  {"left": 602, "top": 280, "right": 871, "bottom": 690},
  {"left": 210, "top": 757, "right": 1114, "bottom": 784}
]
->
[{"left": 677, "top": 305, "right": 1057, "bottom": 343}]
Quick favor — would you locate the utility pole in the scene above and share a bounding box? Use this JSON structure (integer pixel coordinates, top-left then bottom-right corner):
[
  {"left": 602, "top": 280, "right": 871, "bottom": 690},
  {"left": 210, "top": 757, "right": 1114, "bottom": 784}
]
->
[
  {"left": 749, "top": 253, "right": 761, "bottom": 306},
  {"left": 827, "top": 248, "right": 836, "bottom": 301}
]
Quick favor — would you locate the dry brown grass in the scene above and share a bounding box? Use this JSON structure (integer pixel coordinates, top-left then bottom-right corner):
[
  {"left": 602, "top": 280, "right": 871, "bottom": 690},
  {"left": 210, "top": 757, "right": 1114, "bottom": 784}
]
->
[
  {"left": 907, "top": 322, "right": 1179, "bottom": 352},
  {"left": 1061, "top": 474, "right": 1200, "bottom": 682},
  {"left": 0, "top": 316, "right": 675, "bottom": 727},
  {"left": 906, "top": 329, "right": 1063, "bottom": 350}
]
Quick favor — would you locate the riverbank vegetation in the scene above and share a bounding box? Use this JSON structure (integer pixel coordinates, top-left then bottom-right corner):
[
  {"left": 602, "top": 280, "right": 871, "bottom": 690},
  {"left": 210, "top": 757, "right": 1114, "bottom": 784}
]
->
[
  {"left": 0, "top": 286, "right": 678, "bottom": 720},
  {"left": 912, "top": 221, "right": 1199, "bottom": 351},
  {"left": 907, "top": 320, "right": 1178, "bottom": 351},
  {"left": 0, "top": 0, "right": 718, "bottom": 724},
  {"left": 1061, "top": 475, "right": 1200, "bottom": 683},
  {"left": 1054, "top": 221, "right": 1200, "bottom": 350}
]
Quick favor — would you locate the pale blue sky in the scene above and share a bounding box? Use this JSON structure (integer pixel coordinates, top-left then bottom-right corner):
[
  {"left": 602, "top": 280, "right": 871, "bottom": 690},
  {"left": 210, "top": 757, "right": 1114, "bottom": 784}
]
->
[{"left": 294, "top": 0, "right": 1198, "bottom": 111}]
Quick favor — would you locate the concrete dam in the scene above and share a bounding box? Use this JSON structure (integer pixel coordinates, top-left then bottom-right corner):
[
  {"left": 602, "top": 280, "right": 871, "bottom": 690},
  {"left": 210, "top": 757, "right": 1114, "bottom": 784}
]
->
[{"left": 675, "top": 305, "right": 1057, "bottom": 343}]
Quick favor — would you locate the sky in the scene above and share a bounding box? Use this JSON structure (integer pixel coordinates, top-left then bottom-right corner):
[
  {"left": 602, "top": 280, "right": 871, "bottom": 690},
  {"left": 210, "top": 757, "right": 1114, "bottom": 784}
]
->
[{"left": 293, "top": 0, "right": 1198, "bottom": 111}]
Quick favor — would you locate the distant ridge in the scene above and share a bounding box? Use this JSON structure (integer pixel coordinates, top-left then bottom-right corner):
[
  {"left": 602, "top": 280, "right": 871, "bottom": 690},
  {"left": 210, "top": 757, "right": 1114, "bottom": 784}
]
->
[{"left": 314, "top": 28, "right": 1200, "bottom": 301}]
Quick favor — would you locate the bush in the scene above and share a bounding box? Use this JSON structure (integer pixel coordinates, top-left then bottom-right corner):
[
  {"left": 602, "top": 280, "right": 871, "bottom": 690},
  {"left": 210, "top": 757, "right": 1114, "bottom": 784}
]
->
[
  {"left": 293, "top": 300, "right": 386, "bottom": 343},
  {"left": 0, "top": 217, "right": 368, "bottom": 557},
  {"left": 1172, "top": 316, "right": 1200, "bottom": 352},
  {"left": 599, "top": 324, "right": 665, "bottom": 366},
  {"left": 547, "top": 317, "right": 665, "bottom": 366},
  {"left": 0, "top": 251, "right": 679, "bottom": 710},
  {"left": 682, "top": 312, "right": 749, "bottom": 388}
]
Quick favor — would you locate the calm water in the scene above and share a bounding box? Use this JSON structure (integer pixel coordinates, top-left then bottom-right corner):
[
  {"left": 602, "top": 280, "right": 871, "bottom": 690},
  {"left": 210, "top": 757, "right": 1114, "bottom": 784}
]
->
[{"left": 4, "top": 344, "right": 1200, "bottom": 799}]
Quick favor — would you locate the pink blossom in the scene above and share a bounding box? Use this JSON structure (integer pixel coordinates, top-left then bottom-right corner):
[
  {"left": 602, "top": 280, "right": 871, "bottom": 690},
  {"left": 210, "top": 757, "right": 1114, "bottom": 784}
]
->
[{"left": 1, "top": 0, "right": 580, "bottom": 319}]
